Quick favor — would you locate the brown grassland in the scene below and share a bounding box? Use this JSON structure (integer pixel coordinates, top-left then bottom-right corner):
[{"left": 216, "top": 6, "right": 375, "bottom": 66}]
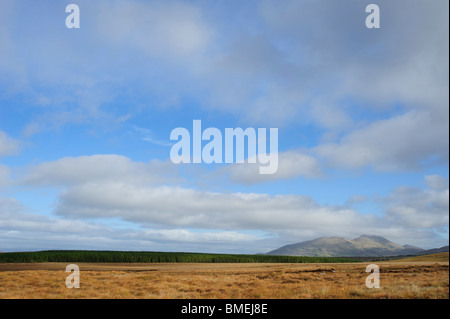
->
[{"left": 0, "top": 253, "right": 448, "bottom": 299}]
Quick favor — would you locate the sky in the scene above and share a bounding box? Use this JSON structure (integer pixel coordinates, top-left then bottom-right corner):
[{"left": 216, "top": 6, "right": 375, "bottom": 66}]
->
[{"left": 0, "top": 0, "right": 448, "bottom": 253}]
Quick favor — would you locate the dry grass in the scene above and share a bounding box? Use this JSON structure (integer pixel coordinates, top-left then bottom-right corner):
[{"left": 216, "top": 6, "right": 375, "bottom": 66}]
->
[
  {"left": 391, "top": 252, "right": 449, "bottom": 263},
  {"left": 0, "top": 261, "right": 448, "bottom": 299}
]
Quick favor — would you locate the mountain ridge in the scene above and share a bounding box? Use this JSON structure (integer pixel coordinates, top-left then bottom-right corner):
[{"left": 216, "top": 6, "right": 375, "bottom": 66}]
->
[{"left": 266, "top": 235, "right": 448, "bottom": 257}]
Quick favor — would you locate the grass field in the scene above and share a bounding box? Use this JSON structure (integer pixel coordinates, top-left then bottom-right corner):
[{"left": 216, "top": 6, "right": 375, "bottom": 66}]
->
[
  {"left": 0, "top": 253, "right": 448, "bottom": 299},
  {"left": 388, "top": 252, "right": 449, "bottom": 263}
]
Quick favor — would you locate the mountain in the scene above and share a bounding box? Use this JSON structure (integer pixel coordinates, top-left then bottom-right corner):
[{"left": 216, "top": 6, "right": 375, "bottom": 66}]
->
[
  {"left": 419, "top": 245, "right": 449, "bottom": 255},
  {"left": 267, "top": 235, "right": 426, "bottom": 257}
]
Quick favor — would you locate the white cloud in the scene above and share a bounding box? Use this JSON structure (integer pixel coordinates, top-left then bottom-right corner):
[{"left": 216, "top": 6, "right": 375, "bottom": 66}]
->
[
  {"left": 0, "top": 0, "right": 213, "bottom": 133},
  {"left": 256, "top": 0, "right": 449, "bottom": 171},
  {"left": 0, "top": 1, "right": 28, "bottom": 94},
  {"left": 53, "top": 181, "right": 378, "bottom": 236},
  {"left": 260, "top": 0, "right": 449, "bottom": 111},
  {"left": 95, "top": 0, "right": 211, "bottom": 59},
  {"left": 225, "top": 150, "right": 322, "bottom": 184},
  {"left": 4, "top": 154, "right": 450, "bottom": 250},
  {"left": 309, "top": 99, "right": 353, "bottom": 131},
  {"left": 20, "top": 155, "right": 363, "bottom": 236},
  {"left": 51, "top": 179, "right": 448, "bottom": 249},
  {"left": 20, "top": 156, "right": 449, "bottom": 241},
  {"left": 21, "top": 154, "right": 180, "bottom": 186},
  {"left": 0, "top": 131, "right": 19, "bottom": 157},
  {"left": 0, "top": 196, "right": 259, "bottom": 253},
  {"left": 314, "top": 111, "right": 448, "bottom": 171},
  {"left": 1, "top": 0, "right": 448, "bottom": 139},
  {"left": 0, "top": 2, "right": 13, "bottom": 70},
  {"left": 0, "top": 164, "right": 10, "bottom": 188},
  {"left": 141, "top": 229, "right": 257, "bottom": 243},
  {"left": 425, "top": 175, "right": 449, "bottom": 191},
  {"left": 383, "top": 184, "right": 449, "bottom": 229}
]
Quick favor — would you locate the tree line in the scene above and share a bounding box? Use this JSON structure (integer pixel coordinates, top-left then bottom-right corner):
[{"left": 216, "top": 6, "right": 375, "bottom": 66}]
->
[{"left": 0, "top": 250, "right": 358, "bottom": 263}]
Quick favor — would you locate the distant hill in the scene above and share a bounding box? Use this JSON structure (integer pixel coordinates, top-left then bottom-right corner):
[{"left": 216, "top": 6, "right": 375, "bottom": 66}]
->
[
  {"left": 418, "top": 245, "right": 449, "bottom": 255},
  {"left": 267, "top": 235, "right": 429, "bottom": 257}
]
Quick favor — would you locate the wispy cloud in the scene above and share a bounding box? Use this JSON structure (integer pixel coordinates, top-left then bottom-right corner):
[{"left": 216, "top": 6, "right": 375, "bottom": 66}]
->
[{"left": 132, "top": 126, "right": 173, "bottom": 147}]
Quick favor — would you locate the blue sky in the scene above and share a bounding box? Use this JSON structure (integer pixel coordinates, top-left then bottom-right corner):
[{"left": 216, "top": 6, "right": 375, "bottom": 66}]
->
[{"left": 0, "top": 0, "right": 448, "bottom": 253}]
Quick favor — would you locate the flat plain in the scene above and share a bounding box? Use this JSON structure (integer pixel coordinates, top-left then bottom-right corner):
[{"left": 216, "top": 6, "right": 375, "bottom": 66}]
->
[{"left": 0, "top": 253, "right": 448, "bottom": 299}]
